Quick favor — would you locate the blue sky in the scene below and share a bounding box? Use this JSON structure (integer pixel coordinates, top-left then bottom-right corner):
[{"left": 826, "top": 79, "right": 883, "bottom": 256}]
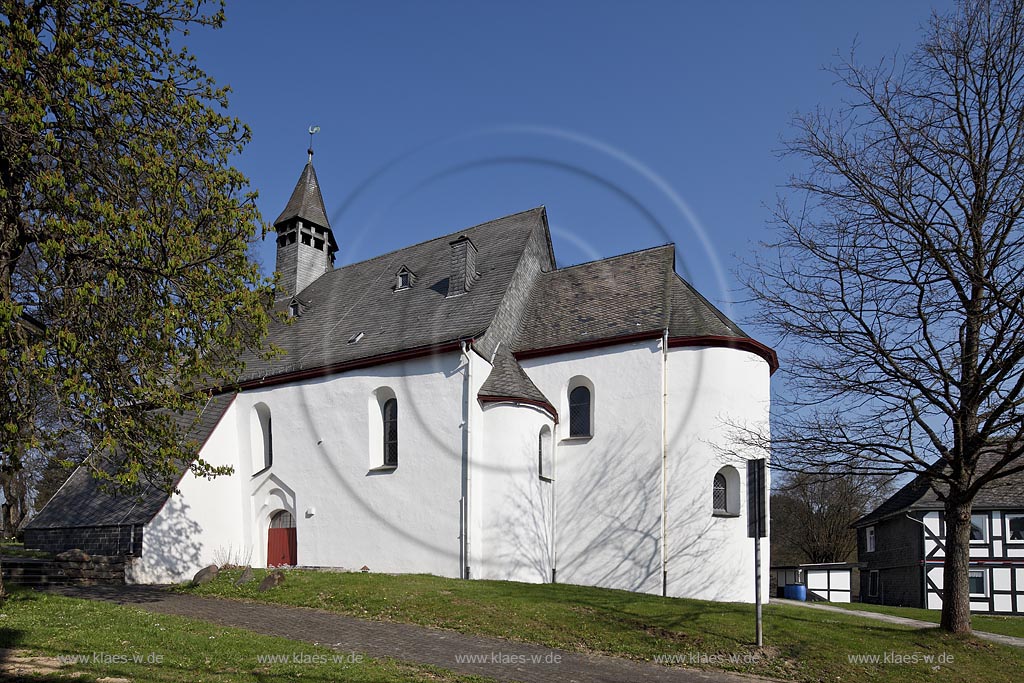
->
[{"left": 188, "top": 0, "right": 953, "bottom": 352}]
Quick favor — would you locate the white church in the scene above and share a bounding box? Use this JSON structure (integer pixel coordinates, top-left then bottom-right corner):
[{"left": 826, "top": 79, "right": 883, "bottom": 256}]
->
[{"left": 27, "top": 157, "right": 776, "bottom": 603}]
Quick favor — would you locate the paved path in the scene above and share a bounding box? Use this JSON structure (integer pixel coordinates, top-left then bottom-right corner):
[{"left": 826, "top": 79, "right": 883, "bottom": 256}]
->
[
  {"left": 50, "top": 585, "right": 776, "bottom": 683},
  {"left": 773, "top": 599, "right": 1024, "bottom": 648}
]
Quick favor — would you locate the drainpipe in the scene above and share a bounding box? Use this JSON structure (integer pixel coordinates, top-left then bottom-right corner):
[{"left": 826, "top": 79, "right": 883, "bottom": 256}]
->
[
  {"left": 551, "top": 417, "right": 558, "bottom": 584},
  {"left": 661, "top": 328, "right": 669, "bottom": 596},
  {"left": 461, "top": 340, "right": 473, "bottom": 579}
]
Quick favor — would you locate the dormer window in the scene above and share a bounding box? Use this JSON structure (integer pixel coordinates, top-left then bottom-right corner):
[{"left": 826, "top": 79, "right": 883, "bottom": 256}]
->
[
  {"left": 288, "top": 301, "right": 300, "bottom": 317},
  {"left": 395, "top": 266, "right": 415, "bottom": 291}
]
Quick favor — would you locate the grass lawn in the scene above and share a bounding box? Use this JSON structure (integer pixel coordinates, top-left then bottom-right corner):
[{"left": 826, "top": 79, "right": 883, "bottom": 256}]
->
[
  {"left": 0, "top": 588, "right": 492, "bottom": 682},
  {"left": 822, "top": 601, "right": 1024, "bottom": 639},
  {"left": 0, "top": 542, "right": 53, "bottom": 559},
  {"left": 181, "top": 568, "right": 1024, "bottom": 682}
]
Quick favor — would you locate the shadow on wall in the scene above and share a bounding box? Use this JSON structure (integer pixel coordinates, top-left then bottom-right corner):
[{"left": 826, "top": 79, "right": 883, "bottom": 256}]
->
[
  {"left": 495, "top": 426, "right": 662, "bottom": 593},
  {"left": 493, "top": 425, "right": 755, "bottom": 601},
  {"left": 131, "top": 496, "right": 203, "bottom": 583},
  {"left": 667, "top": 441, "right": 754, "bottom": 603},
  {"left": 492, "top": 450, "right": 553, "bottom": 583}
]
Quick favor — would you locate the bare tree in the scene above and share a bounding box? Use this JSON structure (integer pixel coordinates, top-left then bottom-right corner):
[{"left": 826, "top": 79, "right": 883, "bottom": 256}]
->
[
  {"left": 771, "top": 471, "right": 890, "bottom": 565},
  {"left": 749, "top": 0, "right": 1024, "bottom": 633}
]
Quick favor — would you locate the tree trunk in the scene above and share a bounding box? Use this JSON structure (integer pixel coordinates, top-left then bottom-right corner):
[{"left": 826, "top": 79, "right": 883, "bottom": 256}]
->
[{"left": 940, "top": 498, "right": 973, "bottom": 633}]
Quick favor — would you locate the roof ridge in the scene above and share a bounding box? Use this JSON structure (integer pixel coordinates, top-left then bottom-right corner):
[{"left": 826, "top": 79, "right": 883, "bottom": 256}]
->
[
  {"left": 670, "top": 272, "right": 750, "bottom": 339},
  {"left": 550, "top": 242, "right": 675, "bottom": 272},
  {"left": 329, "top": 207, "right": 546, "bottom": 273}
]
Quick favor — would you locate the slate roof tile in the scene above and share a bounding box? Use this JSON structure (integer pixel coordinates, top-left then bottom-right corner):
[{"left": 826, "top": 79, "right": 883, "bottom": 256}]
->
[
  {"left": 854, "top": 450, "right": 1024, "bottom": 527},
  {"left": 273, "top": 161, "right": 331, "bottom": 229},
  {"left": 512, "top": 244, "right": 753, "bottom": 355},
  {"left": 478, "top": 350, "right": 554, "bottom": 410},
  {"left": 237, "top": 208, "right": 547, "bottom": 384},
  {"left": 26, "top": 393, "right": 236, "bottom": 529}
]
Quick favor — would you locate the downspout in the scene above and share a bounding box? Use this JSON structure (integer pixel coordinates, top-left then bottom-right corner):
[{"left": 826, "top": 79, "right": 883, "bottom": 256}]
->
[
  {"left": 461, "top": 340, "right": 473, "bottom": 579},
  {"left": 661, "top": 328, "right": 669, "bottom": 596},
  {"left": 551, "top": 418, "right": 558, "bottom": 584}
]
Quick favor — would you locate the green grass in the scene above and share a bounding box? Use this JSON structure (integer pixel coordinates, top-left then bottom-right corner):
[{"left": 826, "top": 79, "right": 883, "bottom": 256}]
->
[
  {"left": 0, "top": 588, "right": 492, "bottom": 682},
  {"left": 1, "top": 542, "right": 53, "bottom": 559},
  {"left": 180, "top": 568, "right": 1024, "bottom": 682},
  {"left": 823, "top": 601, "right": 1024, "bottom": 638}
]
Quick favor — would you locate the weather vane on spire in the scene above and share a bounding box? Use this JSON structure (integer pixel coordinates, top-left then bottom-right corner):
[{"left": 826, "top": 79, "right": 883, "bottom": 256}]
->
[{"left": 307, "top": 125, "right": 320, "bottom": 162}]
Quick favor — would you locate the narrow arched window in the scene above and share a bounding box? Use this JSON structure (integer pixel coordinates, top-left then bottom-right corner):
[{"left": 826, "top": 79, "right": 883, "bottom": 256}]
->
[
  {"left": 382, "top": 398, "right": 398, "bottom": 467},
  {"left": 538, "top": 425, "right": 553, "bottom": 480},
  {"left": 251, "top": 403, "right": 273, "bottom": 474},
  {"left": 713, "top": 473, "right": 727, "bottom": 513},
  {"left": 569, "top": 386, "right": 591, "bottom": 437}
]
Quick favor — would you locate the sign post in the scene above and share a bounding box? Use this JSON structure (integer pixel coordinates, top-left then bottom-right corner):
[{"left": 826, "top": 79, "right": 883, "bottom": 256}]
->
[{"left": 747, "top": 458, "right": 766, "bottom": 647}]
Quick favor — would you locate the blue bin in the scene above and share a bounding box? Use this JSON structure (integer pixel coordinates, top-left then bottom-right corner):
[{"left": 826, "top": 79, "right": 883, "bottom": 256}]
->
[{"left": 784, "top": 584, "right": 807, "bottom": 601}]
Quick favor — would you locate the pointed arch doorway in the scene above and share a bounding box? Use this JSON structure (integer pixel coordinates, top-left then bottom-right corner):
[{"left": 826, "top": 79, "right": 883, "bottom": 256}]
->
[{"left": 267, "top": 510, "right": 297, "bottom": 567}]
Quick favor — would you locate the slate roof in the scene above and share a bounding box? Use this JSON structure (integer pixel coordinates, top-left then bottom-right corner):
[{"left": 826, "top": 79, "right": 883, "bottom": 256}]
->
[
  {"left": 478, "top": 350, "right": 554, "bottom": 412},
  {"left": 512, "top": 244, "right": 755, "bottom": 355},
  {"left": 854, "top": 451, "right": 1024, "bottom": 527},
  {"left": 236, "top": 208, "right": 547, "bottom": 384},
  {"left": 26, "top": 393, "right": 236, "bottom": 529},
  {"left": 274, "top": 161, "right": 332, "bottom": 230}
]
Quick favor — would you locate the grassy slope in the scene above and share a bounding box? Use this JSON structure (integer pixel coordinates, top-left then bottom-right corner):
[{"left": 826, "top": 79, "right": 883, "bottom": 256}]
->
[
  {"left": 182, "top": 569, "right": 1024, "bottom": 683},
  {"left": 822, "top": 601, "right": 1024, "bottom": 638},
  {"left": 0, "top": 589, "right": 491, "bottom": 683}
]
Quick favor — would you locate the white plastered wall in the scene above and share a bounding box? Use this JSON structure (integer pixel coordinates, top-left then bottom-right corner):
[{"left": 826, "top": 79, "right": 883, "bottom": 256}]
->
[
  {"left": 476, "top": 402, "right": 555, "bottom": 583},
  {"left": 520, "top": 340, "right": 665, "bottom": 595},
  {"left": 664, "top": 345, "right": 771, "bottom": 603},
  {"left": 232, "top": 352, "right": 467, "bottom": 577},
  {"left": 127, "top": 399, "right": 245, "bottom": 584}
]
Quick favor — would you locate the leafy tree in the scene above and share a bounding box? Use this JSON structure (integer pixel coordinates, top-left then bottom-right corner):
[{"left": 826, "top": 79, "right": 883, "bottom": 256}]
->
[
  {"left": 750, "top": 0, "right": 1024, "bottom": 633},
  {"left": 0, "top": 0, "right": 271, "bottom": 593}
]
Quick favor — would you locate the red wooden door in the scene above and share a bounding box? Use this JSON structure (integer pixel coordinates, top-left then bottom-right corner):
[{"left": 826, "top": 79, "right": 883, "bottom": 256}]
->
[
  {"left": 267, "top": 528, "right": 297, "bottom": 566},
  {"left": 267, "top": 510, "right": 297, "bottom": 567}
]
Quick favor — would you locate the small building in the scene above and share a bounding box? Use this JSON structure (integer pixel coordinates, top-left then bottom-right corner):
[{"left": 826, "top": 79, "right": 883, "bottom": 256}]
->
[
  {"left": 772, "top": 563, "right": 858, "bottom": 603},
  {"left": 853, "top": 454, "right": 1024, "bottom": 614}
]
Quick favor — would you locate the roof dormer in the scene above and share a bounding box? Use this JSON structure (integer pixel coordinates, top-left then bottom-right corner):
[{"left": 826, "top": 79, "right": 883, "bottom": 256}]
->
[{"left": 394, "top": 266, "right": 416, "bottom": 292}]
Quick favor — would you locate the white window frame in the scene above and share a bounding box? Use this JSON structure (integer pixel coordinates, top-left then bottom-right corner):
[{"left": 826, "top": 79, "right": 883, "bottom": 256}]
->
[
  {"left": 866, "top": 526, "right": 876, "bottom": 553},
  {"left": 538, "top": 426, "right": 553, "bottom": 481},
  {"left": 1006, "top": 513, "right": 1024, "bottom": 542},
  {"left": 968, "top": 568, "right": 988, "bottom": 597},
  {"left": 970, "top": 513, "right": 988, "bottom": 543},
  {"left": 564, "top": 376, "right": 595, "bottom": 440},
  {"left": 712, "top": 466, "right": 741, "bottom": 517}
]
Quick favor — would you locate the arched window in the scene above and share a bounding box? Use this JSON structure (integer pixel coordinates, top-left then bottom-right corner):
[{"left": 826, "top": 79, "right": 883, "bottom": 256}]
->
[
  {"left": 251, "top": 403, "right": 273, "bottom": 474},
  {"left": 538, "top": 425, "right": 553, "bottom": 480},
  {"left": 269, "top": 510, "right": 295, "bottom": 529},
  {"left": 568, "top": 385, "right": 591, "bottom": 437},
  {"left": 382, "top": 398, "right": 398, "bottom": 467},
  {"left": 713, "top": 473, "right": 727, "bottom": 512},
  {"left": 713, "top": 466, "right": 741, "bottom": 516}
]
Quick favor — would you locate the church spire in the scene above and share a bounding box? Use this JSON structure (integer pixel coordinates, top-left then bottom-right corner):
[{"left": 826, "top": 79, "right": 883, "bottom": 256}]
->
[
  {"left": 273, "top": 137, "right": 338, "bottom": 299},
  {"left": 273, "top": 159, "right": 332, "bottom": 231}
]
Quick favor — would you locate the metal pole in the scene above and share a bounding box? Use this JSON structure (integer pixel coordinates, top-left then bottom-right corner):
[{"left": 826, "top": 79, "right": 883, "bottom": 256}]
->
[{"left": 754, "top": 531, "right": 763, "bottom": 647}]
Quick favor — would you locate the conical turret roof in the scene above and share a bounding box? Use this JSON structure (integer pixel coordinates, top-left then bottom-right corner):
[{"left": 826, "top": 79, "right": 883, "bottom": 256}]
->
[{"left": 274, "top": 161, "right": 331, "bottom": 229}]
